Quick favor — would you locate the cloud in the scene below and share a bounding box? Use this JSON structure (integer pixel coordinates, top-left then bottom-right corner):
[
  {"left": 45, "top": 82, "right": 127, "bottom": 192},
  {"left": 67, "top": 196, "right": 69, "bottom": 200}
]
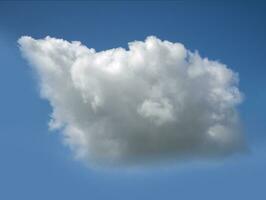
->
[{"left": 18, "top": 36, "right": 244, "bottom": 167}]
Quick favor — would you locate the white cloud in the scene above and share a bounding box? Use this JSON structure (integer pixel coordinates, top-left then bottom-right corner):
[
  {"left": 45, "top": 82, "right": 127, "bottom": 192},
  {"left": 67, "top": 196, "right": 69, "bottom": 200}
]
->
[{"left": 18, "top": 36, "right": 245, "bottom": 167}]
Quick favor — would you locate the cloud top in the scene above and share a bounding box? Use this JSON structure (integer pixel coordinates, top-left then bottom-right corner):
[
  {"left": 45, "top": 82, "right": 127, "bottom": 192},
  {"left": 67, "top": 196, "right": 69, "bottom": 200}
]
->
[{"left": 18, "top": 36, "right": 244, "bottom": 166}]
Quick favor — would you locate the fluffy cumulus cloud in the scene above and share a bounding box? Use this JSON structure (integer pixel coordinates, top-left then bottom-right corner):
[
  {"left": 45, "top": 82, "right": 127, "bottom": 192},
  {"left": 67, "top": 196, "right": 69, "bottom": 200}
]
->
[{"left": 18, "top": 36, "right": 244, "bottom": 166}]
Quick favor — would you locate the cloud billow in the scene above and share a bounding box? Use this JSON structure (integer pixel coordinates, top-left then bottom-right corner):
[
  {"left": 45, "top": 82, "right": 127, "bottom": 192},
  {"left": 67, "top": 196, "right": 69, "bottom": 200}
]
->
[{"left": 18, "top": 36, "right": 244, "bottom": 166}]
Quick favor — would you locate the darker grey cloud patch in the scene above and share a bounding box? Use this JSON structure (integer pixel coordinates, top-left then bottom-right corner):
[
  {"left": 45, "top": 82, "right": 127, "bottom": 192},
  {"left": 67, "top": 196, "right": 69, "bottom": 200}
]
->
[{"left": 18, "top": 36, "right": 245, "bottom": 167}]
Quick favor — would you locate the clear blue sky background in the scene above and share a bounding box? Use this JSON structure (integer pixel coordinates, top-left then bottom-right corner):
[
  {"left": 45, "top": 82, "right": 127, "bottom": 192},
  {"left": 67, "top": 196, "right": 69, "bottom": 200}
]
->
[{"left": 0, "top": 1, "right": 265, "bottom": 199}]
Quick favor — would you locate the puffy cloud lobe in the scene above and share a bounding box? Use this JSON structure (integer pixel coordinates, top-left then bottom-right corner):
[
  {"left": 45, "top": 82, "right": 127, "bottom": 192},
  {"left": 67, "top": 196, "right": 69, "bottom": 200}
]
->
[{"left": 18, "top": 36, "right": 244, "bottom": 166}]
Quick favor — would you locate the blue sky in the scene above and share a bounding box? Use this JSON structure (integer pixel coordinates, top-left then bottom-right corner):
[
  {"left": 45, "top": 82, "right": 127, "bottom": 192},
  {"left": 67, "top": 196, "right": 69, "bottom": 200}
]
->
[{"left": 0, "top": 1, "right": 266, "bottom": 200}]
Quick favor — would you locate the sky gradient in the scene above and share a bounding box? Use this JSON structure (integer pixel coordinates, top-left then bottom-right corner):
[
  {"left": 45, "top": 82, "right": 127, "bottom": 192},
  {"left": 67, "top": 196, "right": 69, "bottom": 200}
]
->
[{"left": 0, "top": 1, "right": 266, "bottom": 200}]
